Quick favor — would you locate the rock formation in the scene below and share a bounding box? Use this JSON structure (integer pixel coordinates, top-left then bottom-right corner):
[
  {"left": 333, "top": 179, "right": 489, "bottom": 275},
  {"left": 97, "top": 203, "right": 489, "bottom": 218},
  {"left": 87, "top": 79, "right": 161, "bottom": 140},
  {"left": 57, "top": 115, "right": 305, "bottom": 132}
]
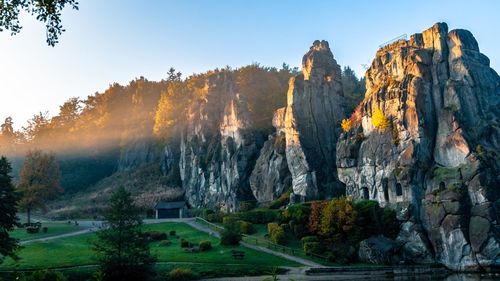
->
[
  {"left": 180, "top": 71, "right": 260, "bottom": 212},
  {"left": 249, "top": 108, "right": 291, "bottom": 202},
  {"left": 284, "top": 40, "right": 346, "bottom": 200},
  {"left": 337, "top": 23, "right": 500, "bottom": 271}
]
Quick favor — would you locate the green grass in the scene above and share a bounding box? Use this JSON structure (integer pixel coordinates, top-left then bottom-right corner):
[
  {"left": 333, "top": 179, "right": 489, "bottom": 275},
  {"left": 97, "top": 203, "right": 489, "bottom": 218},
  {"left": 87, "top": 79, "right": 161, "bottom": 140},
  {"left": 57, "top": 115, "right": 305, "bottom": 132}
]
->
[
  {"left": 10, "top": 222, "right": 85, "bottom": 241},
  {"left": 0, "top": 222, "right": 298, "bottom": 271}
]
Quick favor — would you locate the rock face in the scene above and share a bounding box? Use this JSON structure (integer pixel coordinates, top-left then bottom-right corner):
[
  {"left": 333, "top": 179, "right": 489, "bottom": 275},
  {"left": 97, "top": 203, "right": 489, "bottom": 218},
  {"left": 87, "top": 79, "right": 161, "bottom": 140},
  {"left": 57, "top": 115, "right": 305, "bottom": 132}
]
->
[
  {"left": 249, "top": 108, "right": 291, "bottom": 202},
  {"left": 358, "top": 235, "right": 400, "bottom": 265},
  {"left": 284, "top": 40, "right": 346, "bottom": 200},
  {"left": 337, "top": 23, "right": 500, "bottom": 271},
  {"left": 180, "top": 71, "right": 260, "bottom": 212}
]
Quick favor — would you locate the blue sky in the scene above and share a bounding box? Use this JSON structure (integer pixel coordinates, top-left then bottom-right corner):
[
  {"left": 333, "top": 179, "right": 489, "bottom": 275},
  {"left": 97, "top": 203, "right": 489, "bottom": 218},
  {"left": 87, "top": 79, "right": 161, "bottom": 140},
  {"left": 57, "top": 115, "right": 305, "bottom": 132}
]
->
[{"left": 1, "top": 0, "right": 499, "bottom": 129}]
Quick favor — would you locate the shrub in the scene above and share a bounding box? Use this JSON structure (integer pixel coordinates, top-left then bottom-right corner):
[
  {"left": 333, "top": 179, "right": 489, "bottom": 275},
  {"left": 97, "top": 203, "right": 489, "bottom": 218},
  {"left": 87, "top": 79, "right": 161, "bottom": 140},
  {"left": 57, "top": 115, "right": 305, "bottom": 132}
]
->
[
  {"left": 23, "top": 270, "right": 66, "bottom": 281},
  {"left": 143, "top": 231, "right": 167, "bottom": 242},
  {"left": 159, "top": 240, "right": 172, "bottom": 247},
  {"left": 303, "top": 242, "right": 322, "bottom": 256},
  {"left": 206, "top": 213, "right": 223, "bottom": 223},
  {"left": 42, "top": 227, "right": 48, "bottom": 233},
  {"left": 167, "top": 268, "right": 195, "bottom": 281},
  {"left": 169, "top": 230, "right": 176, "bottom": 236},
  {"left": 239, "top": 209, "right": 280, "bottom": 224},
  {"left": 238, "top": 220, "right": 254, "bottom": 234},
  {"left": 284, "top": 203, "right": 310, "bottom": 237},
  {"left": 319, "top": 197, "right": 357, "bottom": 243},
  {"left": 199, "top": 240, "right": 212, "bottom": 251},
  {"left": 308, "top": 201, "right": 327, "bottom": 234},
  {"left": 353, "top": 200, "right": 400, "bottom": 241},
  {"left": 301, "top": 236, "right": 319, "bottom": 245},
  {"left": 341, "top": 118, "right": 352, "bottom": 132},
  {"left": 329, "top": 243, "right": 357, "bottom": 264},
  {"left": 268, "top": 190, "right": 291, "bottom": 209},
  {"left": 372, "top": 107, "right": 390, "bottom": 129},
  {"left": 267, "top": 223, "right": 286, "bottom": 245},
  {"left": 180, "top": 239, "right": 191, "bottom": 248},
  {"left": 239, "top": 201, "right": 257, "bottom": 212},
  {"left": 381, "top": 208, "right": 399, "bottom": 239},
  {"left": 220, "top": 220, "right": 242, "bottom": 245}
]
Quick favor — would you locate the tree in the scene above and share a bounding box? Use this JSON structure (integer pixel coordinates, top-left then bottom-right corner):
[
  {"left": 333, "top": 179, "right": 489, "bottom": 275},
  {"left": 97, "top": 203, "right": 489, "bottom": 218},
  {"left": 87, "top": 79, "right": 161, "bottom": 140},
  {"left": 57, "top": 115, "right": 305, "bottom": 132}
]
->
[
  {"left": 0, "top": 0, "right": 79, "bottom": 46},
  {"left": 93, "top": 187, "right": 156, "bottom": 281},
  {"left": 220, "top": 218, "right": 242, "bottom": 246},
  {"left": 17, "top": 150, "right": 61, "bottom": 224},
  {"left": 319, "top": 197, "right": 357, "bottom": 243},
  {"left": 0, "top": 156, "right": 19, "bottom": 264}
]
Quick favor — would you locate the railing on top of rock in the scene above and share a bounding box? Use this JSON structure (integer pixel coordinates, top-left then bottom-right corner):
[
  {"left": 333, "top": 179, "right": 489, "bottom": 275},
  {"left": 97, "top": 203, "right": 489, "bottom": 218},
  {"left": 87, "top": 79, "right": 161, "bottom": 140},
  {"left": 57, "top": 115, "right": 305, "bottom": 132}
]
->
[
  {"left": 194, "top": 217, "right": 329, "bottom": 263},
  {"left": 379, "top": 34, "right": 407, "bottom": 48}
]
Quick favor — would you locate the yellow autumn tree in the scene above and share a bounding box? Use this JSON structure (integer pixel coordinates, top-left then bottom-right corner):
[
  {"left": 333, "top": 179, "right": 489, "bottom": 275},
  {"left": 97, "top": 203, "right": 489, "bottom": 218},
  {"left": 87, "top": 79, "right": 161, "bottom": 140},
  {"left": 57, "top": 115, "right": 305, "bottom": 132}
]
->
[
  {"left": 341, "top": 118, "right": 352, "bottom": 133},
  {"left": 372, "top": 107, "right": 390, "bottom": 129}
]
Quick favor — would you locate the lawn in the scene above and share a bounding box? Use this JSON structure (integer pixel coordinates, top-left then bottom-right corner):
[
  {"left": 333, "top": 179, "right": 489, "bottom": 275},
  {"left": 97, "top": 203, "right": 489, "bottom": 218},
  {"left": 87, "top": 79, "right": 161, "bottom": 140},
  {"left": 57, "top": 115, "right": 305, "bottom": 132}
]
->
[
  {"left": 10, "top": 221, "right": 85, "bottom": 241},
  {"left": 0, "top": 222, "right": 298, "bottom": 270}
]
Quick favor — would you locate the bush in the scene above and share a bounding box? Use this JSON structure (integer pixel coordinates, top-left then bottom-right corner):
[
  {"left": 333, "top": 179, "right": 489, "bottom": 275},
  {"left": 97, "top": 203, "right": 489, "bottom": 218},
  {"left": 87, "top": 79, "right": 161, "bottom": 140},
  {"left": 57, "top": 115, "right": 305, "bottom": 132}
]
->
[
  {"left": 268, "top": 191, "right": 290, "bottom": 209},
  {"left": 318, "top": 197, "right": 357, "bottom": 243},
  {"left": 353, "top": 200, "right": 400, "bottom": 241},
  {"left": 159, "top": 240, "right": 172, "bottom": 247},
  {"left": 23, "top": 270, "right": 66, "bottom": 281},
  {"left": 220, "top": 220, "right": 242, "bottom": 246},
  {"left": 267, "top": 223, "right": 286, "bottom": 245},
  {"left": 239, "top": 201, "right": 257, "bottom": 212},
  {"left": 301, "top": 236, "right": 319, "bottom": 245},
  {"left": 283, "top": 204, "right": 310, "bottom": 237},
  {"left": 329, "top": 243, "right": 357, "bottom": 264},
  {"left": 42, "top": 227, "right": 48, "bottom": 233},
  {"left": 238, "top": 220, "right": 254, "bottom": 234},
  {"left": 169, "top": 230, "right": 176, "bottom": 236},
  {"left": 303, "top": 242, "right": 322, "bottom": 256},
  {"left": 180, "top": 239, "right": 192, "bottom": 248},
  {"left": 199, "top": 240, "right": 212, "bottom": 251},
  {"left": 143, "top": 231, "right": 167, "bottom": 242},
  {"left": 238, "top": 208, "right": 280, "bottom": 224},
  {"left": 167, "top": 268, "right": 195, "bottom": 281},
  {"left": 206, "top": 213, "right": 223, "bottom": 223}
]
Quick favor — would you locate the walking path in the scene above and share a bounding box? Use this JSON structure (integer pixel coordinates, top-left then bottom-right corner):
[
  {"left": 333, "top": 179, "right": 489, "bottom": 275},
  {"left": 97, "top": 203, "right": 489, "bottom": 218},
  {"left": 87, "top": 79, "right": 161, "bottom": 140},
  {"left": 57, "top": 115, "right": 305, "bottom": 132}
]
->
[{"left": 185, "top": 219, "right": 322, "bottom": 267}]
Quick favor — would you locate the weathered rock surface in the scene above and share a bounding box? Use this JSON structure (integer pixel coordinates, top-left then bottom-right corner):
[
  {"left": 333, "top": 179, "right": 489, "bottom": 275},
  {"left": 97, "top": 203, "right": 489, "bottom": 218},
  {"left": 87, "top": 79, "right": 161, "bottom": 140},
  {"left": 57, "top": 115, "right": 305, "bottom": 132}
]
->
[
  {"left": 337, "top": 23, "right": 500, "bottom": 271},
  {"left": 284, "top": 40, "right": 346, "bottom": 200},
  {"left": 180, "top": 71, "right": 260, "bottom": 211},
  {"left": 249, "top": 108, "right": 291, "bottom": 202},
  {"left": 358, "top": 235, "right": 400, "bottom": 264}
]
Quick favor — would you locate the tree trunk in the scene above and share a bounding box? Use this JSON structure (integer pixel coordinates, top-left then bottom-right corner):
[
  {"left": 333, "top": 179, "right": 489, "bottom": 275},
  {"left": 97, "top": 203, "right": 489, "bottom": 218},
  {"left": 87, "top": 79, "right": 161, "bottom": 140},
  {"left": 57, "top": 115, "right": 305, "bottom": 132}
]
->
[{"left": 27, "top": 206, "right": 31, "bottom": 225}]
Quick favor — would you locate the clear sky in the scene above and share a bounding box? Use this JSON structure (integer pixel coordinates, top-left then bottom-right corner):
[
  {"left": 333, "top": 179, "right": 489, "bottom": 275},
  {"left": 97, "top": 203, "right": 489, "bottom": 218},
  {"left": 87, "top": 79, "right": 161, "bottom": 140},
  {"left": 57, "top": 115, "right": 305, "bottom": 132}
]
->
[{"left": 1, "top": 0, "right": 499, "bottom": 129}]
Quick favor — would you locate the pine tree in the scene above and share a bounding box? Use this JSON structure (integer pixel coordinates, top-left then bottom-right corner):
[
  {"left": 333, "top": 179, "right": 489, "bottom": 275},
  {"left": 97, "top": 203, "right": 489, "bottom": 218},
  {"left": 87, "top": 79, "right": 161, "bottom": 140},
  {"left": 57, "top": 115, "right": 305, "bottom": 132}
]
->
[
  {"left": 0, "top": 156, "right": 19, "bottom": 263},
  {"left": 93, "top": 187, "right": 156, "bottom": 281}
]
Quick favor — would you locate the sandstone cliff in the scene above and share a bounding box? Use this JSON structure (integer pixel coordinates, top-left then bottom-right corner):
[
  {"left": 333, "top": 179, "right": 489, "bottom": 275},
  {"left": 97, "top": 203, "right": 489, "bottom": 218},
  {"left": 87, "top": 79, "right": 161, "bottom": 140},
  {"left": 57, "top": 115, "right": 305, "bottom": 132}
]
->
[
  {"left": 337, "top": 23, "right": 500, "bottom": 271},
  {"left": 180, "top": 71, "right": 260, "bottom": 211},
  {"left": 284, "top": 40, "right": 346, "bottom": 200},
  {"left": 249, "top": 107, "right": 291, "bottom": 202}
]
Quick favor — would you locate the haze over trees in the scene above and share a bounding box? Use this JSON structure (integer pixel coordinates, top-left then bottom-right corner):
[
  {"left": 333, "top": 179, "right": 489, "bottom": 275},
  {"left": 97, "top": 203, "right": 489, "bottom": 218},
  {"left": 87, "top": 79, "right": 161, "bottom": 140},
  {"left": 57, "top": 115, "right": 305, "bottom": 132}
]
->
[{"left": 17, "top": 150, "right": 61, "bottom": 223}]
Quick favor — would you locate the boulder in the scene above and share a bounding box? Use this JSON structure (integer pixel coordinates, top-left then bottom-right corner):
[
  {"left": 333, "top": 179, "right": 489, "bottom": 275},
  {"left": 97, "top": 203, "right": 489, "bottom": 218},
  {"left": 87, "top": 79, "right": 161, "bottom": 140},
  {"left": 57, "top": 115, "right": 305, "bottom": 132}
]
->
[{"left": 358, "top": 235, "right": 400, "bottom": 264}]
